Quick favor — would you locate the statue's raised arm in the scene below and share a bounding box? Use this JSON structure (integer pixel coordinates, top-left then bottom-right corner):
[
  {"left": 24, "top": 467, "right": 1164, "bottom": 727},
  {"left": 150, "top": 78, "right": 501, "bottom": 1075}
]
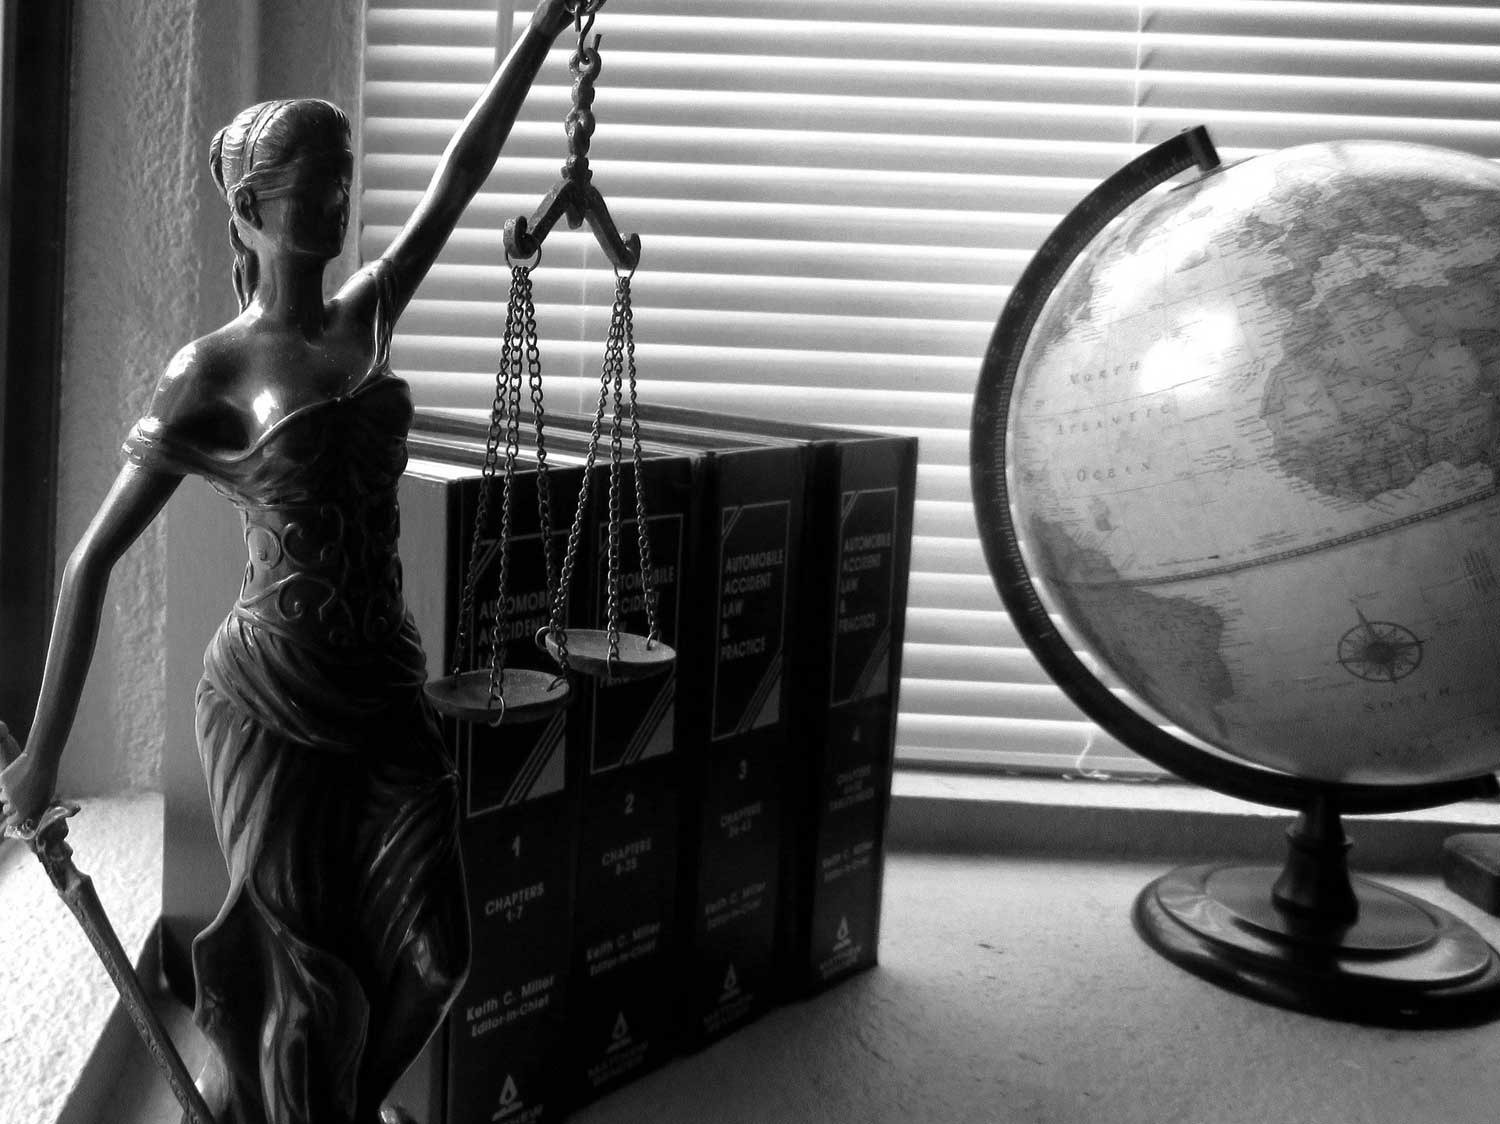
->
[{"left": 344, "top": 0, "right": 585, "bottom": 324}]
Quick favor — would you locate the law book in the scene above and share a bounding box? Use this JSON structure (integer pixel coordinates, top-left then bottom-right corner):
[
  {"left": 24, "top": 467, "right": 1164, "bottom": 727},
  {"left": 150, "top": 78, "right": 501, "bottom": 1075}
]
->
[
  {"left": 558, "top": 447, "right": 693, "bottom": 1104},
  {"left": 429, "top": 406, "right": 806, "bottom": 1047},
  {"left": 395, "top": 449, "right": 587, "bottom": 1124},
  {"left": 631, "top": 404, "right": 918, "bottom": 996},
  {"left": 611, "top": 423, "right": 804, "bottom": 1046},
  {"left": 409, "top": 411, "right": 696, "bottom": 1102}
]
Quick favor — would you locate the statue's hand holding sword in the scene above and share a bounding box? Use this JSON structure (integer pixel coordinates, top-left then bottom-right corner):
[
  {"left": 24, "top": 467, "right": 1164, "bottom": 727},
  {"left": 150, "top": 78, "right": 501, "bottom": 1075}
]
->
[{"left": 1, "top": 722, "right": 217, "bottom": 1124}]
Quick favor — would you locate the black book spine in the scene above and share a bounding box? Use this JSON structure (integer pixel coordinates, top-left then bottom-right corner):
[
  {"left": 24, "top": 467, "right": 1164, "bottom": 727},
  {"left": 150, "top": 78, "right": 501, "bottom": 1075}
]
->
[
  {"left": 792, "top": 437, "right": 917, "bottom": 990},
  {"left": 563, "top": 453, "right": 693, "bottom": 1104},
  {"left": 676, "top": 444, "right": 803, "bottom": 1046},
  {"left": 398, "top": 460, "right": 585, "bottom": 1124}
]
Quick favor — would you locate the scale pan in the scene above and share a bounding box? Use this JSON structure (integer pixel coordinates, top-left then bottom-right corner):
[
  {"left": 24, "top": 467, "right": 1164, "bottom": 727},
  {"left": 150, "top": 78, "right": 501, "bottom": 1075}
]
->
[
  {"left": 425, "top": 669, "right": 570, "bottom": 725},
  {"left": 544, "top": 629, "right": 676, "bottom": 681}
]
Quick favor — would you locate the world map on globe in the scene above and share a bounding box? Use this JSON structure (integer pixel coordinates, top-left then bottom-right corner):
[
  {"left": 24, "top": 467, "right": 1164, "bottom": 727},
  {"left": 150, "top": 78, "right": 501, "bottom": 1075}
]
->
[{"left": 1007, "top": 140, "right": 1500, "bottom": 786}]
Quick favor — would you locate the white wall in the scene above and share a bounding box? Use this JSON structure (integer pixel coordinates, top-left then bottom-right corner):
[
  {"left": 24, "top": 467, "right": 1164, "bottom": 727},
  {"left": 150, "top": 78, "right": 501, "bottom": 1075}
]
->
[{"left": 55, "top": 0, "right": 364, "bottom": 798}]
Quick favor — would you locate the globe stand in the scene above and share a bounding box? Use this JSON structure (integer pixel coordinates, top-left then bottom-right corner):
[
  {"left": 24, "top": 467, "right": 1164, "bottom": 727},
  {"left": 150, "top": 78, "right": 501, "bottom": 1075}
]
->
[{"left": 1134, "top": 795, "right": 1500, "bottom": 1026}]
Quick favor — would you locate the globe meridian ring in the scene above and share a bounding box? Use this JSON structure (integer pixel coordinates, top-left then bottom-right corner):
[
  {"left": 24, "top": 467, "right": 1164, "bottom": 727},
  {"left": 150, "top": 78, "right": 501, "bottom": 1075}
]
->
[{"left": 969, "top": 129, "right": 1497, "bottom": 814}]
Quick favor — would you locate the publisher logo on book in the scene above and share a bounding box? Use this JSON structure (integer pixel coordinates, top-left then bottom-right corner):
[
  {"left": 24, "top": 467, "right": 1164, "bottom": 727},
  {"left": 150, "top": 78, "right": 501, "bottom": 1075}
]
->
[
  {"left": 720, "top": 961, "right": 741, "bottom": 1002},
  {"left": 704, "top": 960, "right": 757, "bottom": 1037},
  {"left": 834, "top": 915, "right": 853, "bottom": 953},
  {"left": 491, "top": 1073, "right": 544, "bottom": 1124},
  {"left": 609, "top": 1010, "right": 633, "bottom": 1053},
  {"left": 586, "top": 1008, "right": 654, "bottom": 1089},
  {"left": 817, "top": 915, "right": 863, "bottom": 981}
]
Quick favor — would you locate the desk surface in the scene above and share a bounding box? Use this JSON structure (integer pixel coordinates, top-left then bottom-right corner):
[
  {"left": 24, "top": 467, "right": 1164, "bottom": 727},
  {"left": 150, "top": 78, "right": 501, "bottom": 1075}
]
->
[
  {"left": 54, "top": 843, "right": 1500, "bottom": 1124},
  {"left": 575, "top": 852, "right": 1500, "bottom": 1124}
]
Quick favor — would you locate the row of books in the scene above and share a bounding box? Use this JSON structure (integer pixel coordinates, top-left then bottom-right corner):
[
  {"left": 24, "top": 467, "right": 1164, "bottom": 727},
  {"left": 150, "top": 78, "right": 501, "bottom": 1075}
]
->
[{"left": 392, "top": 405, "right": 917, "bottom": 1124}]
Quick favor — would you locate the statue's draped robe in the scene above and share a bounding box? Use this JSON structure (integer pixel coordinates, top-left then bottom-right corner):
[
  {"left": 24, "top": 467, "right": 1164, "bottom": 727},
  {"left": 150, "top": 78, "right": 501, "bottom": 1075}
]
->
[{"left": 124, "top": 290, "right": 467, "bottom": 1124}]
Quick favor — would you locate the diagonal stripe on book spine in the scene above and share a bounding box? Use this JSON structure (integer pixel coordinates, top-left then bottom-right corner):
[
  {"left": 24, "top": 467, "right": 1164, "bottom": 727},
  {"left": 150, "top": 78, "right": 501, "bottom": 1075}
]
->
[
  {"left": 502, "top": 711, "right": 567, "bottom": 806},
  {"left": 720, "top": 504, "right": 742, "bottom": 542},
  {"left": 848, "top": 626, "right": 891, "bottom": 703},
  {"left": 622, "top": 679, "right": 676, "bottom": 767},
  {"left": 735, "top": 648, "right": 784, "bottom": 736}
]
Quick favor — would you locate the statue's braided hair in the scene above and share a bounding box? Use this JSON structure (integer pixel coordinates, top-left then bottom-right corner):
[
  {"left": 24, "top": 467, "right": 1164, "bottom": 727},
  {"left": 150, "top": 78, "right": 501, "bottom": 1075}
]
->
[{"left": 209, "top": 99, "right": 352, "bottom": 310}]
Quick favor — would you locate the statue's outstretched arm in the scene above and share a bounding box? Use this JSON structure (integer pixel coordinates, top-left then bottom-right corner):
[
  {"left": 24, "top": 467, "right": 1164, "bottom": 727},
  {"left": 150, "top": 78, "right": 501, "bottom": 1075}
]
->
[
  {"left": 0, "top": 463, "right": 181, "bottom": 828},
  {"left": 352, "top": 0, "right": 583, "bottom": 320}
]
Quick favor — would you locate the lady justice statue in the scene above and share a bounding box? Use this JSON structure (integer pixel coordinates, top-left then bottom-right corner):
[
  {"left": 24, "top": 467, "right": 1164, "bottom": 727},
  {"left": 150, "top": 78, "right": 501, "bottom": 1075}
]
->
[{"left": 0, "top": 2, "right": 592, "bottom": 1121}]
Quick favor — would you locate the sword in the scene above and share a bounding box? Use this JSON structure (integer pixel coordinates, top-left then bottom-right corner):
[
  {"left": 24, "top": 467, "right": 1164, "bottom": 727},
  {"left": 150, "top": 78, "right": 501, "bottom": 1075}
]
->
[{"left": 1, "top": 730, "right": 217, "bottom": 1124}]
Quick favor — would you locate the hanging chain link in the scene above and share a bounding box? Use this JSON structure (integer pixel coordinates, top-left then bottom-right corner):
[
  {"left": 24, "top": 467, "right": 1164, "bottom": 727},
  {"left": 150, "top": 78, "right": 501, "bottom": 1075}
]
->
[
  {"left": 487, "top": 280, "right": 527, "bottom": 709},
  {"left": 548, "top": 272, "right": 661, "bottom": 668},
  {"left": 605, "top": 288, "right": 627, "bottom": 663},
  {"left": 522, "top": 267, "right": 570, "bottom": 678},
  {"left": 619, "top": 275, "right": 660, "bottom": 646},
  {"left": 452, "top": 267, "right": 519, "bottom": 677},
  {"left": 450, "top": 264, "right": 535, "bottom": 719},
  {"left": 464, "top": 269, "right": 659, "bottom": 687},
  {"left": 548, "top": 296, "right": 619, "bottom": 650},
  {"left": 446, "top": 10, "right": 668, "bottom": 703}
]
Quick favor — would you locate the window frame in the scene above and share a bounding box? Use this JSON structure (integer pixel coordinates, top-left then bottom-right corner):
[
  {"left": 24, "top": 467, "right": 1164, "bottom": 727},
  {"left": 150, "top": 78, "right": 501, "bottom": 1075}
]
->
[{"left": 0, "top": 0, "right": 69, "bottom": 744}]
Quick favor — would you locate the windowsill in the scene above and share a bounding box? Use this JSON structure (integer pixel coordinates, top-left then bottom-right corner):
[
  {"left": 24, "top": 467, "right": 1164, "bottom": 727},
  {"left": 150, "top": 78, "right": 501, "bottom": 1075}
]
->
[
  {"left": 0, "top": 792, "right": 163, "bottom": 1124},
  {"left": 889, "top": 769, "right": 1500, "bottom": 871},
  {"left": 11, "top": 777, "right": 1500, "bottom": 1123}
]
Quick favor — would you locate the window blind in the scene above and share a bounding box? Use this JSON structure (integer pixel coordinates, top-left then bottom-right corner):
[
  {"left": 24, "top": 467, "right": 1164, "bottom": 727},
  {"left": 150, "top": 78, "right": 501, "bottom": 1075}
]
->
[{"left": 362, "top": 0, "right": 1500, "bottom": 778}]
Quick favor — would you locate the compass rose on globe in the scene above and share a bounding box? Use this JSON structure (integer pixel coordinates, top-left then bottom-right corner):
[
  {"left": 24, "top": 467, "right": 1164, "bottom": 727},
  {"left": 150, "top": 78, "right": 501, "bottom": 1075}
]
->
[{"left": 1338, "top": 610, "right": 1423, "bottom": 683}]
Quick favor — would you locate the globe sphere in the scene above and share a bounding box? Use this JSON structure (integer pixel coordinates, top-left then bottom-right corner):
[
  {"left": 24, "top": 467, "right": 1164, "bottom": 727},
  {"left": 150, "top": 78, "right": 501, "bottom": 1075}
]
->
[{"left": 1007, "top": 140, "right": 1500, "bottom": 786}]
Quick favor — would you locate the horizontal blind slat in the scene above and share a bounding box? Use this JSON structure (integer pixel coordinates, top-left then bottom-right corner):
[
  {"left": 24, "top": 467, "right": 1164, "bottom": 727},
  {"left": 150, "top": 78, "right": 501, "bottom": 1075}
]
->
[
  {"left": 902, "top": 642, "right": 1055, "bottom": 686},
  {"left": 363, "top": 153, "right": 1101, "bottom": 213},
  {"left": 363, "top": 119, "right": 1143, "bottom": 177},
  {"left": 911, "top": 537, "right": 1001, "bottom": 578},
  {"left": 384, "top": 266, "right": 1009, "bottom": 322},
  {"left": 360, "top": 227, "right": 1029, "bottom": 285},
  {"left": 906, "top": 574, "right": 1003, "bottom": 612},
  {"left": 895, "top": 714, "right": 1134, "bottom": 758},
  {"left": 499, "top": 19, "right": 1149, "bottom": 65},
  {"left": 1142, "top": 1, "right": 1500, "bottom": 40},
  {"left": 395, "top": 307, "right": 992, "bottom": 361},
  {"left": 901, "top": 679, "right": 1095, "bottom": 724},
  {"left": 363, "top": 82, "right": 1146, "bottom": 142},
  {"left": 393, "top": 332, "right": 982, "bottom": 378},
  {"left": 362, "top": 189, "right": 1064, "bottom": 248},
  {"left": 503, "top": 1, "right": 1142, "bottom": 29},
  {"left": 400, "top": 366, "right": 972, "bottom": 427}
]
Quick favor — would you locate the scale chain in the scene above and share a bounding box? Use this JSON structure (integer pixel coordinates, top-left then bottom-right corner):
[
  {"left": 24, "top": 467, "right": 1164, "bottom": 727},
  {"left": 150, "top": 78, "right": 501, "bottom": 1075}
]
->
[
  {"left": 522, "top": 267, "right": 568, "bottom": 676},
  {"left": 451, "top": 270, "right": 524, "bottom": 679},
  {"left": 488, "top": 283, "right": 528, "bottom": 710},
  {"left": 620, "top": 276, "right": 661, "bottom": 645},
  {"left": 436, "top": 5, "right": 669, "bottom": 710},
  {"left": 547, "top": 303, "right": 617, "bottom": 648},
  {"left": 606, "top": 286, "right": 627, "bottom": 663}
]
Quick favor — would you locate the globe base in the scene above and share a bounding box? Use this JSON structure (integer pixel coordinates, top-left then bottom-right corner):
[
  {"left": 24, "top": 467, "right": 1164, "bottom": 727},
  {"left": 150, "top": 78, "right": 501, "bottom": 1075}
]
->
[{"left": 1135, "top": 861, "right": 1500, "bottom": 1026}]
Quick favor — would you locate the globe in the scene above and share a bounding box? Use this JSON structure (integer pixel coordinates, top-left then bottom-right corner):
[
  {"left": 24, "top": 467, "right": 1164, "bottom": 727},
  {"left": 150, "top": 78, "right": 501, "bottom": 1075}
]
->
[
  {"left": 972, "top": 129, "right": 1500, "bottom": 1027},
  {"left": 1000, "top": 137, "right": 1500, "bottom": 789}
]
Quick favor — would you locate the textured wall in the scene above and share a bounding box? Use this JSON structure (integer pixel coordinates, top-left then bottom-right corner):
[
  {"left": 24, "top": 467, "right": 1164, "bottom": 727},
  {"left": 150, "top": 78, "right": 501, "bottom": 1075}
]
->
[{"left": 55, "top": 0, "right": 364, "bottom": 797}]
